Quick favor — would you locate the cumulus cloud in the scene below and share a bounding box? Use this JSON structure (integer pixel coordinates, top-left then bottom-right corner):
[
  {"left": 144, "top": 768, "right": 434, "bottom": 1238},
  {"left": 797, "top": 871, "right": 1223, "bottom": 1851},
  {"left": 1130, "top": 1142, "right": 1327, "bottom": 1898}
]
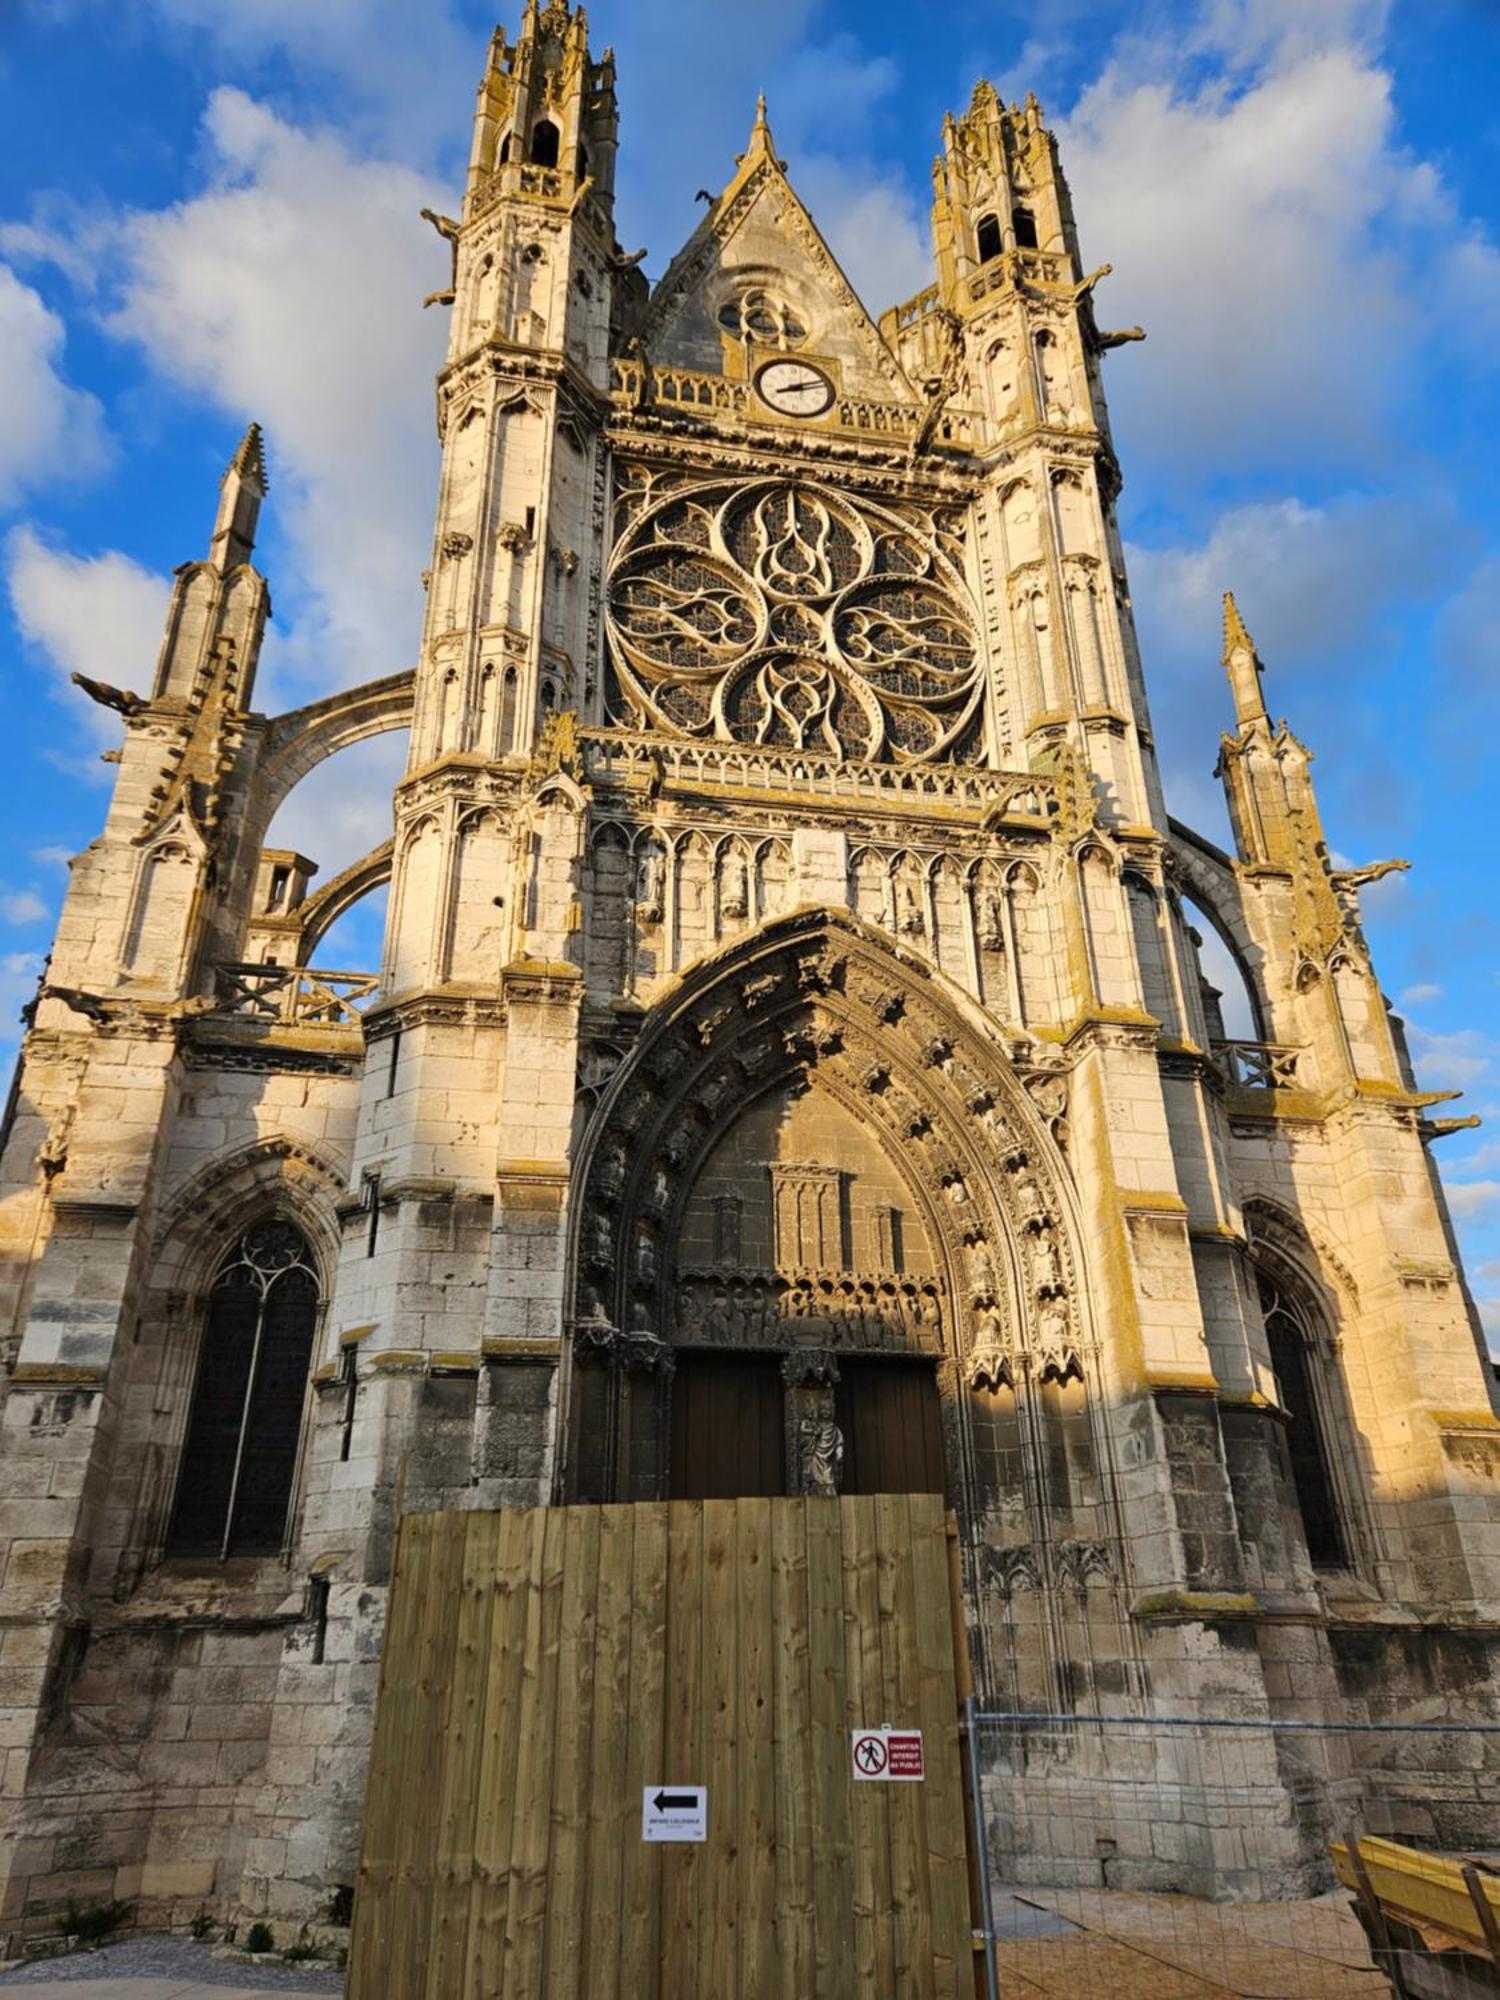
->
[
  {"left": 1444, "top": 1179, "right": 1500, "bottom": 1223},
  {"left": 104, "top": 88, "right": 449, "bottom": 707},
  {"left": 1406, "top": 1024, "right": 1498, "bottom": 1093},
  {"left": 5, "top": 526, "right": 170, "bottom": 746},
  {"left": 0, "top": 889, "right": 49, "bottom": 925},
  {"left": 1400, "top": 983, "right": 1444, "bottom": 1007},
  {"left": 0, "top": 263, "right": 110, "bottom": 509},
  {"left": 1058, "top": 38, "right": 1498, "bottom": 487}
]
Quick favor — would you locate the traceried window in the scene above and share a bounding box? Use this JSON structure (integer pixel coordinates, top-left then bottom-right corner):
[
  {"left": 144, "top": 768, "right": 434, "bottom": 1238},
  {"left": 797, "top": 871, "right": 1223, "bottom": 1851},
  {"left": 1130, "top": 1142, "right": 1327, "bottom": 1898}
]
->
[
  {"left": 606, "top": 473, "right": 984, "bottom": 765},
  {"left": 1258, "top": 1275, "right": 1347, "bottom": 1570},
  {"left": 717, "top": 287, "right": 808, "bottom": 349},
  {"left": 166, "top": 1220, "right": 320, "bottom": 1560}
]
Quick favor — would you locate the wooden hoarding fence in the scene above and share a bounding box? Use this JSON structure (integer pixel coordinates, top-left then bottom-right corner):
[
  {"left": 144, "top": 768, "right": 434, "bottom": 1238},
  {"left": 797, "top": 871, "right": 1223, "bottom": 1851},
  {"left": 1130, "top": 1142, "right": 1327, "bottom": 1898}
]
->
[{"left": 349, "top": 1493, "right": 972, "bottom": 1998}]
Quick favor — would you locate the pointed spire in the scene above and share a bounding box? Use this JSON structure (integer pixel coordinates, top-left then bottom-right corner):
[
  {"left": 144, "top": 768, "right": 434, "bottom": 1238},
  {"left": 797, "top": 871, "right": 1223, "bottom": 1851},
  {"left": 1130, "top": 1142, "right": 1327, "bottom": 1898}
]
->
[
  {"left": 210, "top": 422, "right": 267, "bottom": 571},
  {"left": 737, "top": 92, "right": 784, "bottom": 171},
  {"left": 1222, "top": 590, "right": 1267, "bottom": 727}
]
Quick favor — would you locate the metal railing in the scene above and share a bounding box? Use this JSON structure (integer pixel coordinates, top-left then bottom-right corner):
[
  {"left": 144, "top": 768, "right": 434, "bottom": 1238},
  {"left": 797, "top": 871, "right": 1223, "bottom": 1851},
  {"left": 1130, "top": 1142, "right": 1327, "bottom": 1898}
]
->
[
  {"left": 212, "top": 961, "right": 379, "bottom": 1028},
  {"left": 963, "top": 1709, "right": 1500, "bottom": 1996}
]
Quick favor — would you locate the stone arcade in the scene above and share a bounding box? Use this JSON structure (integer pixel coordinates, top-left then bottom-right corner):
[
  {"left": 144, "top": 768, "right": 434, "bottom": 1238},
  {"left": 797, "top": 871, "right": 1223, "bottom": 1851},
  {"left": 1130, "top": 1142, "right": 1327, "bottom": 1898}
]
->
[{"left": 1, "top": 0, "right": 1497, "bottom": 1940}]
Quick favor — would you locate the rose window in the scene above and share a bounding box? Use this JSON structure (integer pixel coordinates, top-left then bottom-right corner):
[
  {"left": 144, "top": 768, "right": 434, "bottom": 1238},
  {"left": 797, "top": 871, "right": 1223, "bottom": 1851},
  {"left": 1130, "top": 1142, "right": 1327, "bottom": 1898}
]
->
[
  {"left": 606, "top": 477, "right": 984, "bottom": 764},
  {"left": 716, "top": 288, "right": 809, "bottom": 348}
]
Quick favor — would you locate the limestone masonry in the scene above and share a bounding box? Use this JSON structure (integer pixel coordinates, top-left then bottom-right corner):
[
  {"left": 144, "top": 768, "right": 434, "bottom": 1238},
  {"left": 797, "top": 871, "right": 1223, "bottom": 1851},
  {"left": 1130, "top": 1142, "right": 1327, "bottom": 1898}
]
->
[{"left": 1, "top": 0, "right": 1496, "bottom": 1940}]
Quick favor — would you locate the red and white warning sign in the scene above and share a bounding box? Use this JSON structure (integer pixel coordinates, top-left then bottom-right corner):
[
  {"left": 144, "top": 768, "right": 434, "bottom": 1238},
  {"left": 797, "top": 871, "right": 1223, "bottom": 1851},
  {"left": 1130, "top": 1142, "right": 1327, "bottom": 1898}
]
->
[{"left": 851, "top": 1727, "right": 925, "bottom": 1782}]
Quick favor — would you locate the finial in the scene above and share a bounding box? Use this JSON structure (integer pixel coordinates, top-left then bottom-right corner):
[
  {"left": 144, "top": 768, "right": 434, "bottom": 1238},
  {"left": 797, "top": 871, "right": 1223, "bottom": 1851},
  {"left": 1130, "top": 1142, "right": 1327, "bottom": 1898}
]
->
[
  {"left": 1222, "top": 590, "right": 1267, "bottom": 727},
  {"left": 226, "top": 421, "right": 267, "bottom": 494},
  {"left": 736, "top": 92, "right": 783, "bottom": 171},
  {"left": 211, "top": 421, "right": 267, "bottom": 569}
]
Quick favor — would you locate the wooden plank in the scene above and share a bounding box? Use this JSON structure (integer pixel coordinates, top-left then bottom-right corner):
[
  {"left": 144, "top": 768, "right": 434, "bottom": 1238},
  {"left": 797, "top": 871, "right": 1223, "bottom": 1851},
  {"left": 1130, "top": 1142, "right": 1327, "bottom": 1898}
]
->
[
  {"left": 909, "top": 1495, "right": 970, "bottom": 2000},
  {"left": 806, "top": 1496, "right": 857, "bottom": 2000},
  {"left": 579, "top": 1504, "right": 637, "bottom": 2000},
  {"left": 425, "top": 1512, "right": 500, "bottom": 2000},
  {"left": 540, "top": 1506, "right": 603, "bottom": 2000},
  {"left": 348, "top": 1509, "right": 425, "bottom": 1995},
  {"left": 701, "top": 1497, "right": 741, "bottom": 2000},
  {"left": 618, "top": 1503, "right": 669, "bottom": 2000},
  {"left": 501, "top": 1507, "right": 567, "bottom": 1996},
  {"left": 842, "top": 1495, "right": 893, "bottom": 2000},
  {"left": 465, "top": 1507, "right": 537, "bottom": 2000},
  {"left": 661, "top": 1501, "right": 705, "bottom": 2000},
  {"left": 735, "top": 1496, "right": 776, "bottom": 2000},
  {"left": 772, "top": 1501, "right": 814, "bottom": 2000},
  {"left": 946, "top": 1511, "right": 988, "bottom": 2000},
  {"left": 379, "top": 1511, "right": 437, "bottom": 2000},
  {"left": 877, "top": 1491, "right": 934, "bottom": 2000},
  {"left": 393, "top": 1513, "right": 467, "bottom": 2000}
]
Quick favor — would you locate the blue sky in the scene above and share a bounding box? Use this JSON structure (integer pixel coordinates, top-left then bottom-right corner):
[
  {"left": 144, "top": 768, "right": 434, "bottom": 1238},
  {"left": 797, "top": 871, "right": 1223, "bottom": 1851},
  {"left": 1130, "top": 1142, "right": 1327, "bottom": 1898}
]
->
[{"left": 1, "top": 0, "right": 1497, "bottom": 1341}]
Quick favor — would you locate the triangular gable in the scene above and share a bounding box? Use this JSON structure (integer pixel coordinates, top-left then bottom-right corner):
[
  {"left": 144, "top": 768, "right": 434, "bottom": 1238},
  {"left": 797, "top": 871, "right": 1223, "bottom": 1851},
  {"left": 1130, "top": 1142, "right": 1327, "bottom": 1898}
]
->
[{"left": 642, "top": 102, "right": 920, "bottom": 408}]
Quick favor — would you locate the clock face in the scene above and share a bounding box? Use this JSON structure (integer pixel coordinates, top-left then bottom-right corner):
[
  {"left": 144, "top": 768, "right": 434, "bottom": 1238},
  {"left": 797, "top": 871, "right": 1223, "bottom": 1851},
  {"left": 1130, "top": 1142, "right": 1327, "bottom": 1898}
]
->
[{"left": 755, "top": 358, "right": 835, "bottom": 419}]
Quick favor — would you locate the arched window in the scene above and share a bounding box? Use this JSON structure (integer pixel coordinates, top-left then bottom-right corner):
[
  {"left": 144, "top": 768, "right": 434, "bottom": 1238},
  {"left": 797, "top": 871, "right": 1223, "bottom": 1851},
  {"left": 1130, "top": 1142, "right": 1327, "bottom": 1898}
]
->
[
  {"left": 530, "top": 119, "right": 560, "bottom": 169},
  {"left": 1012, "top": 205, "right": 1039, "bottom": 249},
  {"left": 499, "top": 133, "right": 513, "bottom": 165},
  {"left": 975, "top": 212, "right": 1002, "bottom": 264},
  {"left": 167, "top": 1220, "right": 320, "bottom": 1559},
  {"left": 1257, "top": 1275, "right": 1346, "bottom": 1569}
]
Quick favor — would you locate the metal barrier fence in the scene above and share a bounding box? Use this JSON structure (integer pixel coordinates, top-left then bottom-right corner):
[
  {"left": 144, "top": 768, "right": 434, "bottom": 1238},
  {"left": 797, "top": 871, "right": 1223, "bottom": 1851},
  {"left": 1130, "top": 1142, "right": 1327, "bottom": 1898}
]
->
[{"left": 965, "top": 1707, "right": 1500, "bottom": 1998}]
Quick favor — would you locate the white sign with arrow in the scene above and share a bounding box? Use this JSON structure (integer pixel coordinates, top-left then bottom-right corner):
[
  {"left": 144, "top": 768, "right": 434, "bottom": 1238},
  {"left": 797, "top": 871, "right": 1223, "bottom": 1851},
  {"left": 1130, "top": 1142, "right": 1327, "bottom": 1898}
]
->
[{"left": 641, "top": 1784, "right": 708, "bottom": 1843}]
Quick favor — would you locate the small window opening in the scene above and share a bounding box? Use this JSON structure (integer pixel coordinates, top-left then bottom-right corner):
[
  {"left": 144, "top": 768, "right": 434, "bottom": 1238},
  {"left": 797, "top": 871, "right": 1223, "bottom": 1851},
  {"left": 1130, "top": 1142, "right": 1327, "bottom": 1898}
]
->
[
  {"left": 1012, "top": 205, "right": 1039, "bottom": 250},
  {"left": 499, "top": 133, "right": 513, "bottom": 166},
  {"left": 385, "top": 1030, "right": 401, "bottom": 1100},
  {"left": 524, "top": 506, "right": 536, "bottom": 538},
  {"left": 975, "top": 212, "right": 1003, "bottom": 264},
  {"left": 308, "top": 1573, "right": 331, "bottom": 1665},
  {"left": 268, "top": 865, "right": 291, "bottom": 910},
  {"left": 530, "top": 120, "right": 560, "bottom": 169},
  {"left": 338, "top": 1345, "right": 359, "bottom": 1463},
  {"left": 362, "top": 1170, "right": 381, "bottom": 1258}
]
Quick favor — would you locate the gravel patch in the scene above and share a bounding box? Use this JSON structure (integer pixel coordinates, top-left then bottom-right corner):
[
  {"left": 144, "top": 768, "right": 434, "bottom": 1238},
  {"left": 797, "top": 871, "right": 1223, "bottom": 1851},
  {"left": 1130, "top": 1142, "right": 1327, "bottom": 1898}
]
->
[{"left": 0, "top": 1937, "right": 344, "bottom": 1989}]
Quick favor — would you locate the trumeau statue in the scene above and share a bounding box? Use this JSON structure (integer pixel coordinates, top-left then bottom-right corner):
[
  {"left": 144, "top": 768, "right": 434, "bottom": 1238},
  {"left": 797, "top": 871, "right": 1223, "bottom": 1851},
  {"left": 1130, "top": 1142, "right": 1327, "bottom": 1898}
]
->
[{"left": 0, "top": 0, "right": 1492, "bottom": 1938}]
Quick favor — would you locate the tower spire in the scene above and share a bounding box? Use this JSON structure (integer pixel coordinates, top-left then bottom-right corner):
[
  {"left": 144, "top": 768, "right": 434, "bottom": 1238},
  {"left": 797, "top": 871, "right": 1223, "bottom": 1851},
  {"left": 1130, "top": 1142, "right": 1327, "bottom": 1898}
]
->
[
  {"left": 209, "top": 422, "right": 267, "bottom": 571},
  {"left": 738, "top": 92, "right": 783, "bottom": 171},
  {"left": 1222, "top": 590, "right": 1267, "bottom": 727}
]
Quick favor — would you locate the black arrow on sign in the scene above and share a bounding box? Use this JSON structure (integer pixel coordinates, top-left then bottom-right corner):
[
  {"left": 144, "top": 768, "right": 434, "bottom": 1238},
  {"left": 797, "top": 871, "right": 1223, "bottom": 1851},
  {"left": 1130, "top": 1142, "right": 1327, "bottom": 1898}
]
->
[{"left": 652, "top": 1790, "right": 698, "bottom": 1813}]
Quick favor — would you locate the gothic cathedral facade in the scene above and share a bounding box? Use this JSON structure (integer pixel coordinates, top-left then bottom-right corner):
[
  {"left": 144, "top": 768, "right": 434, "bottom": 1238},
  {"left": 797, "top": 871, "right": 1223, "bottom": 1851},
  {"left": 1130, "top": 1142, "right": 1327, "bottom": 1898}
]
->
[{"left": 1, "top": 0, "right": 1496, "bottom": 1937}]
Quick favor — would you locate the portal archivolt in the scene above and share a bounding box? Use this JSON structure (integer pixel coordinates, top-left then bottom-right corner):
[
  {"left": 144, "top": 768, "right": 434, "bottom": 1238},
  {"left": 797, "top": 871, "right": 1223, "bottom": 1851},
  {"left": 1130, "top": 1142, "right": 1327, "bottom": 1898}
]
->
[{"left": 564, "top": 909, "right": 1090, "bottom": 1511}]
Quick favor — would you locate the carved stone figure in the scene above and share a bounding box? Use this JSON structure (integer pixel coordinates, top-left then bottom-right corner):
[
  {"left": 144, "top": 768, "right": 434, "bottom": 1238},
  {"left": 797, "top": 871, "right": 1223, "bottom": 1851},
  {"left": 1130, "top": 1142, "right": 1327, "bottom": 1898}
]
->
[
  {"left": 898, "top": 880, "right": 925, "bottom": 935},
  {"left": 799, "top": 1416, "right": 844, "bottom": 1496},
  {"left": 720, "top": 849, "right": 749, "bottom": 918},
  {"left": 633, "top": 844, "right": 665, "bottom": 922}
]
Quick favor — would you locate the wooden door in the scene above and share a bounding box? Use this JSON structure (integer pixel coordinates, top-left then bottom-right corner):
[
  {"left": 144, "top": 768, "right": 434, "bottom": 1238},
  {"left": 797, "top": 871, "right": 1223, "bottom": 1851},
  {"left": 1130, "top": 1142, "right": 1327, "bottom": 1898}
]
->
[
  {"left": 669, "top": 1350, "right": 786, "bottom": 1499},
  {"left": 349, "top": 1496, "right": 973, "bottom": 1999},
  {"left": 836, "top": 1357, "right": 947, "bottom": 1498}
]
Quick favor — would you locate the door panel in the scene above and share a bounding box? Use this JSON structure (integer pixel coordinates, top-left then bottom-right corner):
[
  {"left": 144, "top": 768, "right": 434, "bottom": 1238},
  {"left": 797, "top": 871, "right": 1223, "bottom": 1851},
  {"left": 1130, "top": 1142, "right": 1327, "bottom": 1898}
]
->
[
  {"left": 836, "top": 1358, "right": 946, "bottom": 1497},
  {"left": 670, "top": 1351, "right": 786, "bottom": 1499}
]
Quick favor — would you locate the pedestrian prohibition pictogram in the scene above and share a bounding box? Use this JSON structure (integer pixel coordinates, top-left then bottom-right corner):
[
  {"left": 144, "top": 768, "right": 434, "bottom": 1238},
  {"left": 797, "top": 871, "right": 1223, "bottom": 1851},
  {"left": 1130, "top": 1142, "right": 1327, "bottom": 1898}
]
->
[{"left": 851, "top": 1727, "right": 925, "bottom": 1782}]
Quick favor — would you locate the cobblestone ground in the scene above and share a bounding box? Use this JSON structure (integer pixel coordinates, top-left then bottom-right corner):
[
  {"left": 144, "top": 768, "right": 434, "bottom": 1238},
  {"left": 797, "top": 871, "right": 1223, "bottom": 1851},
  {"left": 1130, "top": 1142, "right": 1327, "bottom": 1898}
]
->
[{"left": 0, "top": 1938, "right": 343, "bottom": 1990}]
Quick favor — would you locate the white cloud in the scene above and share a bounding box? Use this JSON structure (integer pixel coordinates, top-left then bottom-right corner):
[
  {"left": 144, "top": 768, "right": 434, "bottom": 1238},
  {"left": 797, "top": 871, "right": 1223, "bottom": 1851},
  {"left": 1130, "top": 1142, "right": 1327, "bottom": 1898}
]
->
[
  {"left": 1400, "top": 983, "right": 1443, "bottom": 1007},
  {"left": 104, "top": 88, "right": 449, "bottom": 708},
  {"left": 5, "top": 526, "right": 171, "bottom": 745},
  {"left": 1445, "top": 1180, "right": 1500, "bottom": 1223},
  {"left": 0, "top": 890, "right": 49, "bottom": 925},
  {"left": 30, "top": 845, "right": 72, "bottom": 869},
  {"left": 1406, "top": 1025, "right": 1498, "bottom": 1093},
  {"left": 0, "top": 263, "right": 110, "bottom": 509},
  {"left": 0, "top": 949, "right": 45, "bottom": 1058},
  {"left": 1058, "top": 39, "right": 1499, "bottom": 485}
]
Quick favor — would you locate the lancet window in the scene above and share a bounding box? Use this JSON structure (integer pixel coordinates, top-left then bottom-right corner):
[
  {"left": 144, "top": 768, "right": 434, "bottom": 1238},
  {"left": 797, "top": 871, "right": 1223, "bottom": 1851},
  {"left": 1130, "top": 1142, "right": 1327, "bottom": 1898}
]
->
[
  {"left": 1257, "top": 1274, "right": 1347, "bottom": 1570},
  {"left": 166, "top": 1219, "right": 320, "bottom": 1560}
]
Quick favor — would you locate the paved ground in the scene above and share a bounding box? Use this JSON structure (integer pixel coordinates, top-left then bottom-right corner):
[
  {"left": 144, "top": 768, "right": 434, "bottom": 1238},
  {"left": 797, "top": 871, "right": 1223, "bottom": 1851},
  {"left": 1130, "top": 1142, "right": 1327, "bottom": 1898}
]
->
[{"left": 0, "top": 1938, "right": 343, "bottom": 1997}]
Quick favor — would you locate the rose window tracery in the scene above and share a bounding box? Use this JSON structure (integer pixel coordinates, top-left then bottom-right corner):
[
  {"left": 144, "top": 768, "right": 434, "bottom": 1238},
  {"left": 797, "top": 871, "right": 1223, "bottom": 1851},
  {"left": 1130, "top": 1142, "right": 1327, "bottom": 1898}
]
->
[{"left": 606, "top": 476, "right": 985, "bottom": 765}]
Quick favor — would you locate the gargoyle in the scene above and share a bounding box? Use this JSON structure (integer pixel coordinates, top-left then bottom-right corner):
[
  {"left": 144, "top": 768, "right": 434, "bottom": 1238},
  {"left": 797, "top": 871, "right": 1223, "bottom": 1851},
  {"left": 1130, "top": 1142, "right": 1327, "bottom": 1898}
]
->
[
  {"left": 420, "top": 207, "right": 460, "bottom": 308},
  {"left": 41, "top": 985, "right": 108, "bottom": 1024},
  {"left": 610, "top": 246, "right": 648, "bottom": 272},
  {"left": 1330, "top": 859, "right": 1409, "bottom": 892},
  {"left": 1096, "top": 326, "right": 1146, "bottom": 350},
  {"left": 70, "top": 672, "right": 143, "bottom": 718}
]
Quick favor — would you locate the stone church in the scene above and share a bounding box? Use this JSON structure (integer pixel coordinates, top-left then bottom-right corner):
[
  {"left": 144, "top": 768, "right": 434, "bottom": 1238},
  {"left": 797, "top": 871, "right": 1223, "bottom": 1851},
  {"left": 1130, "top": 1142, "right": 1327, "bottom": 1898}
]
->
[{"left": 1, "top": 0, "right": 1496, "bottom": 1940}]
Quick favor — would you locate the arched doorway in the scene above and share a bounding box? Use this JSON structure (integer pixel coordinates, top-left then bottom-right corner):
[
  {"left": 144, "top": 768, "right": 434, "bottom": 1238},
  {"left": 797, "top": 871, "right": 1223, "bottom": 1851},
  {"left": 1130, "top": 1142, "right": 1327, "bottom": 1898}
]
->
[{"left": 563, "top": 911, "right": 1132, "bottom": 1706}]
